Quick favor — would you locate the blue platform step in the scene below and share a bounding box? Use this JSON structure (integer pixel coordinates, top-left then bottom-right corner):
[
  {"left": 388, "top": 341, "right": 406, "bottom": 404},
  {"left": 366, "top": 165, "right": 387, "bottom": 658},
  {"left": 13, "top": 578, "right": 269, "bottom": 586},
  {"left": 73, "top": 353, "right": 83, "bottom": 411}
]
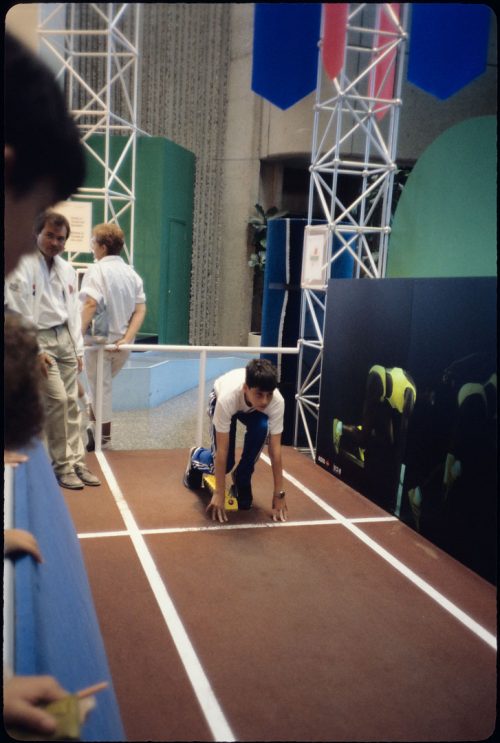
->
[{"left": 112, "top": 352, "right": 249, "bottom": 411}]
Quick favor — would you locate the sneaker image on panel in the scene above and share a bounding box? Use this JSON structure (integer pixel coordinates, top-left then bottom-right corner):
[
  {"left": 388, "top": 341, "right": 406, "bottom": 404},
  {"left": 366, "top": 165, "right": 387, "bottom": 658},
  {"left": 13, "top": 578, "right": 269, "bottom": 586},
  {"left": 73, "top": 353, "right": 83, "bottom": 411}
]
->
[
  {"left": 183, "top": 446, "right": 203, "bottom": 489},
  {"left": 333, "top": 418, "right": 342, "bottom": 454}
]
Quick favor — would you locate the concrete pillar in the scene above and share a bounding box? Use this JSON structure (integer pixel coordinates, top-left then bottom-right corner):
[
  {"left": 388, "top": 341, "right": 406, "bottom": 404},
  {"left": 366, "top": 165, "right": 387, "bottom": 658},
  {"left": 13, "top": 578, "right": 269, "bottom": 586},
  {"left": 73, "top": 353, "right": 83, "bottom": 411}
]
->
[{"left": 217, "top": 5, "right": 263, "bottom": 345}]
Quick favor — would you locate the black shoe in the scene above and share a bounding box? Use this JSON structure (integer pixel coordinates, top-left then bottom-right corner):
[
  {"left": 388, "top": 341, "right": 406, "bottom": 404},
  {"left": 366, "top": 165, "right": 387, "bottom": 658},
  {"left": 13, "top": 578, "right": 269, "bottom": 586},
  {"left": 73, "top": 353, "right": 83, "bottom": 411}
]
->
[
  {"left": 231, "top": 477, "right": 253, "bottom": 510},
  {"left": 86, "top": 425, "right": 95, "bottom": 452},
  {"left": 183, "top": 447, "right": 202, "bottom": 489}
]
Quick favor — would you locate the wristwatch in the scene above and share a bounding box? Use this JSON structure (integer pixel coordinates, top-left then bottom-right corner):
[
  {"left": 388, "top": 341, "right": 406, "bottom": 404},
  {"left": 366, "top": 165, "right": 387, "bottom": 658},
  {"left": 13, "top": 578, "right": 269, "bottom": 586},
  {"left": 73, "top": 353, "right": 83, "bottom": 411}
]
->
[{"left": 274, "top": 490, "right": 286, "bottom": 499}]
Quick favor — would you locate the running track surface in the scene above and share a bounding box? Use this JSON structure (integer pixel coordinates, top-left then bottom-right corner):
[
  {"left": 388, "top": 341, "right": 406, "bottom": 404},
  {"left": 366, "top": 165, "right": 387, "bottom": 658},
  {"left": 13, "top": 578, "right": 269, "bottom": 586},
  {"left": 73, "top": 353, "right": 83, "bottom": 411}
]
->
[{"left": 62, "top": 447, "right": 497, "bottom": 742}]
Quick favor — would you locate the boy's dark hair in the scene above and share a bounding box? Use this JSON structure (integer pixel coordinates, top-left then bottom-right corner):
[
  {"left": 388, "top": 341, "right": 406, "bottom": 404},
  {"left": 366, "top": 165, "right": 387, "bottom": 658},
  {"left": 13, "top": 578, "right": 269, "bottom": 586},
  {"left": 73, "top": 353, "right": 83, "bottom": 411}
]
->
[
  {"left": 4, "top": 32, "right": 85, "bottom": 200},
  {"left": 4, "top": 312, "right": 44, "bottom": 450},
  {"left": 34, "top": 210, "right": 71, "bottom": 239},
  {"left": 245, "top": 358, "right": 278, "bottom": 392}
]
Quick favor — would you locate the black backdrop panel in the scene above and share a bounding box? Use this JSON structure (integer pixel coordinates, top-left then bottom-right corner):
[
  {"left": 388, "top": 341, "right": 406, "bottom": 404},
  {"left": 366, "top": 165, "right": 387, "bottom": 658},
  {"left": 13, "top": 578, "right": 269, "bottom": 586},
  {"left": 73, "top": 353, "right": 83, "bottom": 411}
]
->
[{"left": 316, "top": 277, "right": 497, "bottom": 583}]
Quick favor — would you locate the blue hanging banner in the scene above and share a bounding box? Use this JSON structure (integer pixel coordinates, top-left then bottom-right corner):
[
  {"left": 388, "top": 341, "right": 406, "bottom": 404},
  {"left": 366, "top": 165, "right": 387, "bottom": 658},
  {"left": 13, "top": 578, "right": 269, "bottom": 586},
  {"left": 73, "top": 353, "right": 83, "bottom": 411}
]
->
[
  {"left": 252, "top": 3, "right": 322, "bottom": 110},
  {"left": 407, "top": 4, "right": 491, "bottom": 100}
]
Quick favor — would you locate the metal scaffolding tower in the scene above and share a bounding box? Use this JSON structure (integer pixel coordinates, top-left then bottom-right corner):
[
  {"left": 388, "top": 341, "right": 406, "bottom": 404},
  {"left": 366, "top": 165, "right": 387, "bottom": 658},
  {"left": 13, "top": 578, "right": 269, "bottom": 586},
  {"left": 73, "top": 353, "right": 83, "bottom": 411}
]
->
[
  {"left": 294, "top": 3, "right": 410, "bottom": 457},
  {"left": 37, "top": 3, "right": 143, "bottom": 267}
]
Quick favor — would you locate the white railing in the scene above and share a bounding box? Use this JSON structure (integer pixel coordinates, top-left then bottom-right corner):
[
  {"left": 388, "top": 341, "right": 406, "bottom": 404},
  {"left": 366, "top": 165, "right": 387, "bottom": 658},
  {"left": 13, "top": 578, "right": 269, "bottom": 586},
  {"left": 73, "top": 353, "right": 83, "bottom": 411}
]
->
[{"left": 86, "top": 343, "right": 301, "bottom": 452}]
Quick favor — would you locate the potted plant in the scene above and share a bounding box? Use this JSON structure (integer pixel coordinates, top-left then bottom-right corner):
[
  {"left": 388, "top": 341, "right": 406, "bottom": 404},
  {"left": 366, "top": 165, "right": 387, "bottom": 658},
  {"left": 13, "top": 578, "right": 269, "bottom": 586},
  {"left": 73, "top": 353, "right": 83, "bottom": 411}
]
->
[{"left": 248, "top": 203, "right": 287, "bottom": 338}]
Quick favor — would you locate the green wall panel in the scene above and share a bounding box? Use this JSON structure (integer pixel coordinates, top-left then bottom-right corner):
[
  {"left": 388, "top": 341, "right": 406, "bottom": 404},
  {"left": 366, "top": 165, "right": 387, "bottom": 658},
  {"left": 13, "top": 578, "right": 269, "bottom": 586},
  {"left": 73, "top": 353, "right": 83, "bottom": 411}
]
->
[
  {"left": 134, "top": 137, "right": 195, "bottom": 344},
  {"left": 82, "top": 135, "right": 195, "bottom": 343},
  {"left": 387, "top": 116, "right": 496, "bottom": 278}
]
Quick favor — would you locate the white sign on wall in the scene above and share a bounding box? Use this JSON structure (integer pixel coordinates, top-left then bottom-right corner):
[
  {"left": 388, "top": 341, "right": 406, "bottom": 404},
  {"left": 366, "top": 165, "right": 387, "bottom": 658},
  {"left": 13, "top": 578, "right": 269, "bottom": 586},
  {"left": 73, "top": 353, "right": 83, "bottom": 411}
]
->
[
  {"left": 53, "top": 201, "right": 93, "bottom": 253},
  {"left": 300, "top": 225, "right": 330, "bottom": 289}
]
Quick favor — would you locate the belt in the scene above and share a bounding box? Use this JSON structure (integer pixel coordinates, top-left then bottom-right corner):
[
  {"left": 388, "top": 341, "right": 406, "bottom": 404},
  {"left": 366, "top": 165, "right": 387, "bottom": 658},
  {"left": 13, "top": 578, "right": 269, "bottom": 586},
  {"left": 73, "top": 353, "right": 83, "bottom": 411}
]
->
[{"left": 40, "top": 323, "right": 68, "bottom": 332}]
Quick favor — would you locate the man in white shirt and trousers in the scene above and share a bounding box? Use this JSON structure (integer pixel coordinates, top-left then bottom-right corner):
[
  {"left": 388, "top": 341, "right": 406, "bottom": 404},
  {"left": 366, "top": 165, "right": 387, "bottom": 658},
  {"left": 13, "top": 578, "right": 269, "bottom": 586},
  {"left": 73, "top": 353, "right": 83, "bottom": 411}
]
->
[{"left": 5, "top": 210, "right": 101, "bottom": 490}]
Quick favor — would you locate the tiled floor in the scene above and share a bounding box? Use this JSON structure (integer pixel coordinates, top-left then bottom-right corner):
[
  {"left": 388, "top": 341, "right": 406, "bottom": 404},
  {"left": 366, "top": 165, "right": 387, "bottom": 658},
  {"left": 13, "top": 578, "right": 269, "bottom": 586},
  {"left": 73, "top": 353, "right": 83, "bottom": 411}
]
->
[{"left": 107, "top": 378, "right": 246, "bottom": 451}]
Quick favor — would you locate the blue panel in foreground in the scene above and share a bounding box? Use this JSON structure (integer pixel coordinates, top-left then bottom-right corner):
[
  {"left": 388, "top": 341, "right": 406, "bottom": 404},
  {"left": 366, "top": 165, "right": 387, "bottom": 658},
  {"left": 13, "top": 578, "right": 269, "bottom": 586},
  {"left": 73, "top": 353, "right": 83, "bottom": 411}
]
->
[{"left": 13, "top": 440, "right": 125, "bottom": 741}]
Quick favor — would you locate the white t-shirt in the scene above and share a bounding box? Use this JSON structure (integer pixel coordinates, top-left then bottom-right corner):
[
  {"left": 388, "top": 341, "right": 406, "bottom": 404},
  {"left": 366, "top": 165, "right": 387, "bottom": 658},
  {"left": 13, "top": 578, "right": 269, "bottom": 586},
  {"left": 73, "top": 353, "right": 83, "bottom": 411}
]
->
[
  {"left": 37, "top": 259, "right": 68, "bottom": 328},
  {"left": 212, "top": 368, "right": 284, "bottom": 435},
  {"left": 5, "top": 252, "right": 84, "bottom": 356},
  {"left": 79, "top": 256, "right": 146, "bottom": 342}
]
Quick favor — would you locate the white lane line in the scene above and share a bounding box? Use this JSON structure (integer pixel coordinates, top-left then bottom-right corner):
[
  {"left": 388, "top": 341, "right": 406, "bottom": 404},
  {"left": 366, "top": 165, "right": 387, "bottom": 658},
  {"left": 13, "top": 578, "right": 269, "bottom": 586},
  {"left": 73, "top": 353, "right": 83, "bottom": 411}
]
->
[
  {"left": 261, "top": 454, "right": 497, "bottom": 651},
  {"left": 95, "top": 452, "right": 235, "bottom": 742},
  {"left": 77, "top": 515, "right": 397, "bottom": 539}
]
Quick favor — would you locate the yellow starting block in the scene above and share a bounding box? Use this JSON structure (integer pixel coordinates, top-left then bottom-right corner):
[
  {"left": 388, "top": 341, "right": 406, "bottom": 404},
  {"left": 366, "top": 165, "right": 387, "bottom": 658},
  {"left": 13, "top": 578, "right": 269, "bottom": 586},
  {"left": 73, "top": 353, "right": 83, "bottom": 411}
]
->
[{"left": 202, "top": 474, "right": 238, "bottom": 511}]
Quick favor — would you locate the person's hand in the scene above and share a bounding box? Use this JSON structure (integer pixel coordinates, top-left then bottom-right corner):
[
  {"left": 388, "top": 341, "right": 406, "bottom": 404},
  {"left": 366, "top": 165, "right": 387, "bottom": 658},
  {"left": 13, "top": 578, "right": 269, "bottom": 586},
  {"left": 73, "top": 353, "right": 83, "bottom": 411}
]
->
[
  {"left": 3, "top": 675, "right": 68, "bottom": 735},
  {"left": 4, "top": 450, "right": 29, "bottom": 467},
  {"left": 39, "top": 352, "right": 53, "bottom": 378},
  {"left": 4, "top": 529, "right": 43, "bottom": 562},
  {"left": 272, "top": 494, "right": 288, "bottom": 522},
  {"left": 77, "top": 356, "right": 83, "bottom": 373},
  {"left": 206, "top": 492, "right": 228, "bottom": 523},
  {"left": 113, "top": 336, "right": 131, "bottom": 352}
]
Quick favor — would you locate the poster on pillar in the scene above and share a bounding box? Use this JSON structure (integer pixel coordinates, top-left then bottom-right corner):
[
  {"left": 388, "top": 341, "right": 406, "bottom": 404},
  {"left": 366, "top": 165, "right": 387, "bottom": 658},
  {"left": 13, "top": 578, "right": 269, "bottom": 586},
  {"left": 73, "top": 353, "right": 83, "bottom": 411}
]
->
[{"left": 316, "top": 277, "right": 497, "bottom": 583}]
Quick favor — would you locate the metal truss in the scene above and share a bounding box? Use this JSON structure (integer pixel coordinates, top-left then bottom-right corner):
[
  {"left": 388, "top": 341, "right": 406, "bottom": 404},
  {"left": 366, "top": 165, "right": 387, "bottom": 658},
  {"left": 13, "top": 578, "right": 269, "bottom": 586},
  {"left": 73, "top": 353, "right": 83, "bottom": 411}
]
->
[
  {"left": 37, "top": 3, "right": 143, "bottom": 268},
  {"left": 294, "top": 3, "right": 410, "bottom": 457}
]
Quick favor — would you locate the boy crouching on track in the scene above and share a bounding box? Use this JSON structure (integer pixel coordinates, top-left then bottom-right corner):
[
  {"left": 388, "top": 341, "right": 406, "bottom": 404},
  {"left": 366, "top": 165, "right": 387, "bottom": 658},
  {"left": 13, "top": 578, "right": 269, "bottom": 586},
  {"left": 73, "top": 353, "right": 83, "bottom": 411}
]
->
[{"left": 183, "top": 358, "right": 288, "bottom": 523}]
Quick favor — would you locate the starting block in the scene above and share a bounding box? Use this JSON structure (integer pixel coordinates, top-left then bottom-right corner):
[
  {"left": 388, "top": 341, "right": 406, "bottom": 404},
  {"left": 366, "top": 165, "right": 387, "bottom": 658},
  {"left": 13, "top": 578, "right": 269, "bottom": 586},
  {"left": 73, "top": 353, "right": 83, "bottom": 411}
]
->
[{"left": 202, "top": 474, "right": 238, "bottom": 511}]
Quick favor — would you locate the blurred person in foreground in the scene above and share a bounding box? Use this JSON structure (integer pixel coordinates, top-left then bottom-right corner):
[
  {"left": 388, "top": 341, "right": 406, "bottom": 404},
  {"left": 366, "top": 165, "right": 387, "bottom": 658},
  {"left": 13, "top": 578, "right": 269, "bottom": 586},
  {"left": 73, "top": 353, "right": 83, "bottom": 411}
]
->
[
  {"left": 3, "top": 312, "right": 68, "bottom": 735},
  {"left": 4, "top": 32, "right": 85, "bottom": 277},
  {"left": 3, "top": 34, "right": 86, "bottom": 735}
]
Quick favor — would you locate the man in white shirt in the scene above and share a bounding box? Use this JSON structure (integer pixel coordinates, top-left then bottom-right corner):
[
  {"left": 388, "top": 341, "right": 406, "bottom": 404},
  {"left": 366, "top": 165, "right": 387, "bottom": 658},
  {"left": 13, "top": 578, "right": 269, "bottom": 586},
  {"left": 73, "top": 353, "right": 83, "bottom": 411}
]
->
[
  {"left": 5, "top": 211, "right": 100, "bottom": 490},
  {"left": 80, "top": 223, "right": 147, "bottom": 449},
  {"left": 184, "top": 358, "right": 288, "bottom": 523}
]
